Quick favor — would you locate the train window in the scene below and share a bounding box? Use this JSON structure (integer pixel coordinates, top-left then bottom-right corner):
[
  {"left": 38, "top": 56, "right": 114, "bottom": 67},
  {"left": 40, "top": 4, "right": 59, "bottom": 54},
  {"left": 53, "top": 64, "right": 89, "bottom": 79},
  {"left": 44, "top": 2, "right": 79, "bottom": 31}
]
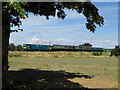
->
[{"left": 54, "top": 46, "right": 64, "bottom": 48}]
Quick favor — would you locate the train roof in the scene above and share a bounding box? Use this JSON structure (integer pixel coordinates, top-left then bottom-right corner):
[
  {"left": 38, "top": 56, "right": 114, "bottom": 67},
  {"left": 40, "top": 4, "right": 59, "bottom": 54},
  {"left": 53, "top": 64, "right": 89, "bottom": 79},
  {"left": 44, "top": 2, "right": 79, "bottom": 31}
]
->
[
  {"left": 91, "top": 47, "right": 104, "bottom": 49},
  {"left": 23, "top": 43, "right": 50, "bottom": 45},
  {"left": 52, "top": 44, "right": 74, "bottom": 46}
]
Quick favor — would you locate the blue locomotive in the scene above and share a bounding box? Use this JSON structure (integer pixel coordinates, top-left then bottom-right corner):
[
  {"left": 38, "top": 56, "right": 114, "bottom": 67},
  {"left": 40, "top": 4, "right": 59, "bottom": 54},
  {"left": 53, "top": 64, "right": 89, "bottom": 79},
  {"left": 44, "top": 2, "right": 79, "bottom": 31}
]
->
[
  {"left": 23, "top": 44, "right": 51, "bottom": 51},
  {"left": 23, "top": 44, "right": 103, "bottom": 52}
]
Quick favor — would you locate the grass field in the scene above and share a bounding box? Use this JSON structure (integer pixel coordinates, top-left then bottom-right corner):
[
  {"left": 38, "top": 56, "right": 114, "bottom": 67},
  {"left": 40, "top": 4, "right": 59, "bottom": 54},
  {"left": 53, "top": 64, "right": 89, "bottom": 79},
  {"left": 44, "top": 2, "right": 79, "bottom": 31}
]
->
[{"left": 8, "top": 51, "right": 118, "bottom": 89}]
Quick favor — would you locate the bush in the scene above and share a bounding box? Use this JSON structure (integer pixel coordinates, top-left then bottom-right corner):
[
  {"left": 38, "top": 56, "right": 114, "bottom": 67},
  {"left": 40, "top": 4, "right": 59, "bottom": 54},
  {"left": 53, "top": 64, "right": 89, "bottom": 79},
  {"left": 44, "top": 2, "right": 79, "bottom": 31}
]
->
[
  {"left": 110, "top": 45, "right": 120, "bottom": 56},
  {"left": 100, "top": 52, "right": 102, "bottom": 55},
  {"left": 8, "top": 43, "right": 16, "bottom": 51},
  {"left": 16, "top": 45, "right": 23, "bottom": 51},
  {"left": 92, "top": 52, "right": 99, "bottom": 56}
]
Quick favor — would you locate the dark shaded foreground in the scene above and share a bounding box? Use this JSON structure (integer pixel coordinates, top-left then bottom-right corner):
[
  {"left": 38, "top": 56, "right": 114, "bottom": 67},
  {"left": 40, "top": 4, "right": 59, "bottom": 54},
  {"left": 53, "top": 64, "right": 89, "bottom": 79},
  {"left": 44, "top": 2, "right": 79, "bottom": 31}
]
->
[{"left": 8, "top": 69, "right": 114, "bottom": 90}]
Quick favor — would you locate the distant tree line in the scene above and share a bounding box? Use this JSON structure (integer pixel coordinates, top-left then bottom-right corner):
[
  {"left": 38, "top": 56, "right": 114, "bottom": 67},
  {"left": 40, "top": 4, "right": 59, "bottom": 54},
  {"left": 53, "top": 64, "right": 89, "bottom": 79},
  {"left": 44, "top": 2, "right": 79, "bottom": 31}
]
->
[
  {"left": 110, "top": 45, "right": 120, "bottom": 56},
  {"left": 79, "top": 43, "right": 92, "bottom": 46},
  {"left": 8, "top": 43, "right": 23, "bottom": 51}
]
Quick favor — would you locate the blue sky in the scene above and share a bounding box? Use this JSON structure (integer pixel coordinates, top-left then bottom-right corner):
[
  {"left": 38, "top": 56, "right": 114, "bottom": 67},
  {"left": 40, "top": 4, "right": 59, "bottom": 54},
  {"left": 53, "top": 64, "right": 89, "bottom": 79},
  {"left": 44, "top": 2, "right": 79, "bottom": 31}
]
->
[{"left": 10, "top": 2, "right": 118, "bottom": 49}]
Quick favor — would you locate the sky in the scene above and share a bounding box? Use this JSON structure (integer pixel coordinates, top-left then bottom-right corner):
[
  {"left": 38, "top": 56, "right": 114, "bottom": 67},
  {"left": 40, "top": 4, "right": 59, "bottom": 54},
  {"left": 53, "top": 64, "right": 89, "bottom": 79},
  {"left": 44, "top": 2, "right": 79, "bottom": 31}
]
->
[{"left": 10, "top": 2, "right": 118, "bottom": 49}]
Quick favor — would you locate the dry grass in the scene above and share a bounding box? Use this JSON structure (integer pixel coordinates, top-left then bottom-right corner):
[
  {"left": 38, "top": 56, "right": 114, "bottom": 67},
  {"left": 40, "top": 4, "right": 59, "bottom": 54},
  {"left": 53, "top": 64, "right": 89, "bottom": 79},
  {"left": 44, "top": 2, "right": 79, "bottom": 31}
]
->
[
  {"left": 8, "top": 51, "right": 111, "bottom": 58},
  {"left": 68, "top": 77, "right": 118, "bottom": 88},
  {"left": 8, "top": 52, "right": 118, "bottom": 89}
]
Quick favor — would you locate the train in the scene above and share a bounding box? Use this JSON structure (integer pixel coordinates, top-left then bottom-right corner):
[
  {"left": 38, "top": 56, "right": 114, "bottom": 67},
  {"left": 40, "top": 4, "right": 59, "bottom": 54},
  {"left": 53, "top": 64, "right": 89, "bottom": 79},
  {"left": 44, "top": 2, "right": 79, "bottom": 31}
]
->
[{"left": 23, "top": 44, "right": 104, "bottom": 52}]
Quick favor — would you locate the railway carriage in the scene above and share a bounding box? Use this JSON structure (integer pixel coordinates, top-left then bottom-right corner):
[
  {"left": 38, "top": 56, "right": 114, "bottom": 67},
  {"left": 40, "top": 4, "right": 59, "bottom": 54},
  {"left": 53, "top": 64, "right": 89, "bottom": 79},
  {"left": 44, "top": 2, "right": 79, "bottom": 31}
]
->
[
  {"left": 79, "top": 46, "right": 91, "bottom": 51},
  {"left": 50, "top": 45, "right": 74, "bottom": 51},
  {"left": 73, "top": 46, "right": 79, "bottom": 51}
]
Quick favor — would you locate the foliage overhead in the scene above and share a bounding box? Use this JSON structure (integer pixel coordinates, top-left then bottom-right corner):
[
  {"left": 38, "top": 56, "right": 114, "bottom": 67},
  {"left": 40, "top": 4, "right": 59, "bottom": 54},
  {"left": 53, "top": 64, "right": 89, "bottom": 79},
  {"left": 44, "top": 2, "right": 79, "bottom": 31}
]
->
[{"left": 2, "top": 2, "right": 104, "bottom": 32}]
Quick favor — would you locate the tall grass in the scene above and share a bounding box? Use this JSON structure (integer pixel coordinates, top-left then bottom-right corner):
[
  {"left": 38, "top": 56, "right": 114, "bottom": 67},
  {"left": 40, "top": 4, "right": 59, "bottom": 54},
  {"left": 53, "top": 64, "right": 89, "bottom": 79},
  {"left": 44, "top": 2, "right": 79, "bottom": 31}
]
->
[{"left": 8, "top": 51, "right": 111, "bottom": 58}]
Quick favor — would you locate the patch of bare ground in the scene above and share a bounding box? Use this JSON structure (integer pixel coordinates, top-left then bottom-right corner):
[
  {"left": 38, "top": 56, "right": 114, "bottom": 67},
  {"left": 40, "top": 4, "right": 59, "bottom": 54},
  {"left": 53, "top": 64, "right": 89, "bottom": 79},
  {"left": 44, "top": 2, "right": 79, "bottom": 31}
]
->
[{"left": 68, "top": 77, "right": 118, "bottom": 88}]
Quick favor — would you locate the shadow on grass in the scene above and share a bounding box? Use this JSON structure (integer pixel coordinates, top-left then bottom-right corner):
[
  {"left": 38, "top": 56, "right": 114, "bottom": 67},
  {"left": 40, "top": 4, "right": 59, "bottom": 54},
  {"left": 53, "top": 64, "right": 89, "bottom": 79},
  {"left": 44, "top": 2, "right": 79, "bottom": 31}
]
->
[{"left": 8, "top": 69, "right": 94, "bottom": 90}]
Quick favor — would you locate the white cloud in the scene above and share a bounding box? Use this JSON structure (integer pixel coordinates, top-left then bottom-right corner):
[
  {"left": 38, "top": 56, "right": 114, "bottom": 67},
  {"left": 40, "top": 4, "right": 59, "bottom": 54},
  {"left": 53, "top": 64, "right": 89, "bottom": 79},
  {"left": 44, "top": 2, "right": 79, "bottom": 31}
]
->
[
  {"left": 52, "top": 38, "right": 79, "bottom": 45},
  {"left": 93, "top": 39, "right": 118, "bottom": 48},
  {"left": 82, "top": 37, "right": 95, "bottom": 44},
  {"left": 29, "top": 23, "right": 85, "bottom": 34},
  {"left": 29, "top": 38, "right": 78, "bottom": 45},
  {"left": 31, "top": 36, "right": 39, "bottom": 42},
  {"left": 104, "top": 40, "right": 111, "bottom": 43},
  {"left": 19, "top": 9, "right": 86, "bottom": 29},
  {"left": 20, "top": 14, "right": 58, "bottom": 28},
  {"left": 20, "top": 37, "right": 80, "bottom": 45}
]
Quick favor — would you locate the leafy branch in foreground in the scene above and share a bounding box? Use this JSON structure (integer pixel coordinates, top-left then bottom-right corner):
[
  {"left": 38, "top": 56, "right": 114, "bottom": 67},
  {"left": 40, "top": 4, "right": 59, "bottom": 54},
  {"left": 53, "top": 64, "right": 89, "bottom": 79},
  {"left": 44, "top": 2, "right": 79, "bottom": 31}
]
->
[{"left": 3, "top": 2, "right": 104, "bottom": 33}]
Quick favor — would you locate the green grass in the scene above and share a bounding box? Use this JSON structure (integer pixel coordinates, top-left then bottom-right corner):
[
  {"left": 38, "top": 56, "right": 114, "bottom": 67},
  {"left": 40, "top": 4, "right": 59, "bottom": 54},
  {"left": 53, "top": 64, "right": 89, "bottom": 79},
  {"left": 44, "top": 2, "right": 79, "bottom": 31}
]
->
[{"left": 8, "top": 52, "right": 118, "bottom": 81}]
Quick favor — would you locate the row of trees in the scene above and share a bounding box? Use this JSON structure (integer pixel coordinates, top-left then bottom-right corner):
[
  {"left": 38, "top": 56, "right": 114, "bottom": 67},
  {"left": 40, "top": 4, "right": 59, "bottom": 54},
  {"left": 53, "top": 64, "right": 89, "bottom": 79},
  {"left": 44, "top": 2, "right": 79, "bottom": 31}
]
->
[{"left": 8, "top": 43, "right": 23, "bottom": 51}]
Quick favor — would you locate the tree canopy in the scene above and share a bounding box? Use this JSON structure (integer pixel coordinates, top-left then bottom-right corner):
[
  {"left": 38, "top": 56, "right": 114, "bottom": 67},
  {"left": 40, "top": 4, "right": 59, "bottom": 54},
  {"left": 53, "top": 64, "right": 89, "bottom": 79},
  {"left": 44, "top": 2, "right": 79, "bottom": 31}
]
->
[
  {"left": 16, "top": 45, "right": 23, "bottom": 51},
  {"left": 8, "top": 43, "right": 23, "bottom": 51},
  {"left": 110, "top": 45, "right": 120, "bottom": 56},
  {"left": 8, "top": 43, "right": 16, "bottom": 51},
  {"left": 79, "top": 43, "right": 92, "bottom": 46},
  {"left": 2, "top": 2, "right": 104, "bottom": 32}
]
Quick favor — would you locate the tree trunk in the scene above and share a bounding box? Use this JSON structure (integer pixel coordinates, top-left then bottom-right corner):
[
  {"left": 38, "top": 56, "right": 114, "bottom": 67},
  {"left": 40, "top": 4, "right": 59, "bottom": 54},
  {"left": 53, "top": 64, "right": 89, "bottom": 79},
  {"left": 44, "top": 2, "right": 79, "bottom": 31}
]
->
[{"left": 2, "top": 12, "right": 10, "bottom": 90}]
